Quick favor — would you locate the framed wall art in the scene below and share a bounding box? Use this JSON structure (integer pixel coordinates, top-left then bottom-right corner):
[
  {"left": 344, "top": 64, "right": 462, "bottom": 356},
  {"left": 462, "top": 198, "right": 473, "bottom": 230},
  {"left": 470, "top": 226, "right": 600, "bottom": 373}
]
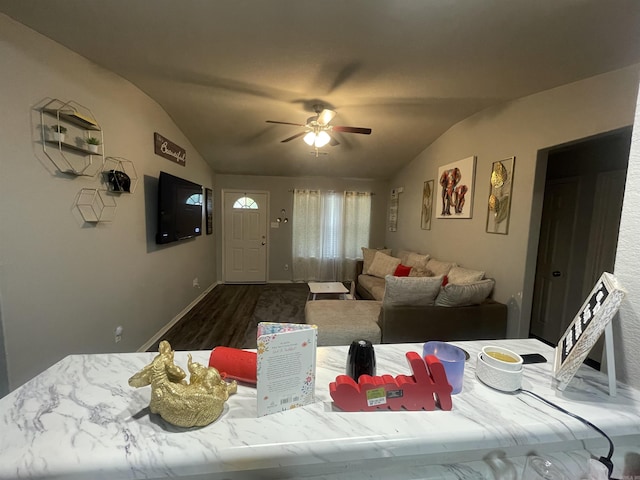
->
[
  {"left": 205, "top": 188, "right": 213, "bottom": 235},
  {"left": 421, "top": 180, "right": 434, "bottom": 230},
  {"left": 486, "top": 157, "right": 515, "bottom": 235},
  {"left": 436, "top": 156, "right": 476, "bottom": 219},
  {"left": 388, "top": 188, "right": 400, "bottom": 232}
]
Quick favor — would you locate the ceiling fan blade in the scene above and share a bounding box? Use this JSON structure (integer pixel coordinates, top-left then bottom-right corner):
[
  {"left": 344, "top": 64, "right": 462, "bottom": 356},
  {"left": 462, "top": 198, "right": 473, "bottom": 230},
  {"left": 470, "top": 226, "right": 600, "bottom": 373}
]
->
[
  {"left": 266, "top": 120, "right": 306, "bottom": 127},
  {"left": 281, "top": 131, "right": 307, "bottom": 143},
  {"left": 329, "top": 134, "right": 340, "bottom": 146},
  {"left": 332, "top": 126, "right": 372, "bottom": 135},
  {"left": 316, "top": 109, "right": 336, "bottom": 126}
]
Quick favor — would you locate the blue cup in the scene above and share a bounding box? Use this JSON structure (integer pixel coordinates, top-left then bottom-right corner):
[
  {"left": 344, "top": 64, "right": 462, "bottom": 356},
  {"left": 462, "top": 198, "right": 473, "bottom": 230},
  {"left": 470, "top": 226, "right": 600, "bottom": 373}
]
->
[{"left": 422, "top": 341, "right": 466, "bottom": 394}]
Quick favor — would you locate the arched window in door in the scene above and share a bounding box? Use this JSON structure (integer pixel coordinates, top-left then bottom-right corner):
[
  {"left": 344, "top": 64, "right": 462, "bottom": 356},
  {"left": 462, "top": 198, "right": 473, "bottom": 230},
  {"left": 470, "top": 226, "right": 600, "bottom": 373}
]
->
[
  {"left": 186, "top": 193, "right": 203, "bottom": 205},
  {"left": 233, "top": 196, "right": 259, "bottom": 209}
]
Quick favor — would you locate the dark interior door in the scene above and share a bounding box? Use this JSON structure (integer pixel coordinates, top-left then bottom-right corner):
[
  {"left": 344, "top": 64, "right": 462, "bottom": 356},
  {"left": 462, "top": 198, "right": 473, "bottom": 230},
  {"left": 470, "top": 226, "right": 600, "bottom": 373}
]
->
[{"left": 529, "top": 130, "right": 630, "bottom": 367}]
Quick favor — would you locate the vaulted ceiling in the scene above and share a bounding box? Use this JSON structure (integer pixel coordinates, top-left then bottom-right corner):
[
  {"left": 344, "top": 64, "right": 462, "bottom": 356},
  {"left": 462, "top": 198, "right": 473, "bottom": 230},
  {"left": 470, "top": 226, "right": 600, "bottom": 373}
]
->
[{"left": 2, "top": 1, "right": 639, "bottom": 179}]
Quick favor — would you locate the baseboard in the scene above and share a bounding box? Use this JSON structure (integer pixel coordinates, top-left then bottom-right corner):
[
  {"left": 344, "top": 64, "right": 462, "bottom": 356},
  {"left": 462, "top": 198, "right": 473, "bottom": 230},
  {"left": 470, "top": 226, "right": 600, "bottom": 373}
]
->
[{"left": 138, "top": 282, "right": 220, "bottom": 352}]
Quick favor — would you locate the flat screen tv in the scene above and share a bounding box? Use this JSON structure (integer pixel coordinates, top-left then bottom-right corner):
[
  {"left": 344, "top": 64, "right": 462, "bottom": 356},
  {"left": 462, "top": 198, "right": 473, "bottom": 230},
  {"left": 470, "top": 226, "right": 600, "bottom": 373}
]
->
[{"left": 156, "top": 171, "right": 203, "bottom": 245}]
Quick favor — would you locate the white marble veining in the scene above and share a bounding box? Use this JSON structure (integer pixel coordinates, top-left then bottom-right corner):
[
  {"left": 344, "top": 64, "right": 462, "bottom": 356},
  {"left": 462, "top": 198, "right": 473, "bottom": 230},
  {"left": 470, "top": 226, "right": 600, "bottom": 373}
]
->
[{"left": 1, "top": 339, "right": 639, "bottom": 479}]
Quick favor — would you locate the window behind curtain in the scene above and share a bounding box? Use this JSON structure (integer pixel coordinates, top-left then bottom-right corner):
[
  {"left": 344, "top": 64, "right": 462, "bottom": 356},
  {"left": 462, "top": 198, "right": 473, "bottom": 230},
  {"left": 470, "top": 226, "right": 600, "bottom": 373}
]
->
[{"left": 292, "top": 189, "right": 371, "bottom": 281}]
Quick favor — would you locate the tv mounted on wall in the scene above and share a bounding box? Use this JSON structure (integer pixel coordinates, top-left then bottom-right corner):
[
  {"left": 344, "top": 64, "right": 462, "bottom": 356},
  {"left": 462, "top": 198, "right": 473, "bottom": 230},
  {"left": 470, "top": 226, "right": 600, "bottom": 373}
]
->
[{"left": 156, "top": 171, "right": 203, "bottom": 245}]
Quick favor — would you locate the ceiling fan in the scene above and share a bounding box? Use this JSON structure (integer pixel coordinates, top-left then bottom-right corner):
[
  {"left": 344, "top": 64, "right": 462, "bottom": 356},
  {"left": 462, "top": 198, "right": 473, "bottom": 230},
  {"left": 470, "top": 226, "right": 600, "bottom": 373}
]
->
[{"left": 266, "top": 104, "right": 372, "bottom": 148}]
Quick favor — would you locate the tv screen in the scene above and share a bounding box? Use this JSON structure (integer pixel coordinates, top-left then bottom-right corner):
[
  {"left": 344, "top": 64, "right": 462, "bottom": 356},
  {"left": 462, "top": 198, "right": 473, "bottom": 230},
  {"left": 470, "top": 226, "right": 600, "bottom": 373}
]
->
[{"left": 156, "top": 171, "right": 203, "bottom": 245}]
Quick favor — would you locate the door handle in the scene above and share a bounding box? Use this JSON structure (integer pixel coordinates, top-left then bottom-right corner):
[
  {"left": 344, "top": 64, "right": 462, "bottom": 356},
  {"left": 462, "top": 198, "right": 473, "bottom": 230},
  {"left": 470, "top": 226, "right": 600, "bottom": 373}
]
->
[
  {"left": 261, "top": 241, "right": 266, "bottom": 246},
  {"left": 552, "top": 271, "right": 561, "bottom": 277}
]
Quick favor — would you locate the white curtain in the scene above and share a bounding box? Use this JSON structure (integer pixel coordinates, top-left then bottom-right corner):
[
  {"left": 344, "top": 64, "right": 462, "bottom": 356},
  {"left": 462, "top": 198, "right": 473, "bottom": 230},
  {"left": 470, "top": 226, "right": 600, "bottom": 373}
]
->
[{"left": 292, "top": 189, "right": 371, "bottom": 282}]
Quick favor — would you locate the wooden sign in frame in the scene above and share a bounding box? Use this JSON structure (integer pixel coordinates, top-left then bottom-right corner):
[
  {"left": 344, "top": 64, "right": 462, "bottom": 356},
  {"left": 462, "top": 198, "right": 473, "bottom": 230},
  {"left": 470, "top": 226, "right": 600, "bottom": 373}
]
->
[{"left": 553, "top": 272, "right": 625, "bottom": 392}]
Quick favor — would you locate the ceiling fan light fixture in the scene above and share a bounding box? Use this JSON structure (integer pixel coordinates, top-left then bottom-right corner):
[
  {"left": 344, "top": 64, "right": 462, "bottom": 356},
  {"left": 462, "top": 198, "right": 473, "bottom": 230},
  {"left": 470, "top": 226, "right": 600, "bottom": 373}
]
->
[
  {"left": 303, "top": 131, "right": 316, "bottom": 146},
  {"left": 303, "top": 131, "right": 330, "bottom": 148},
  {"left": 315, "top": 131, "right": 331, "bottom": 148},
  {"left": 267, "top": 106, "right": 371, "bottom": 147}
]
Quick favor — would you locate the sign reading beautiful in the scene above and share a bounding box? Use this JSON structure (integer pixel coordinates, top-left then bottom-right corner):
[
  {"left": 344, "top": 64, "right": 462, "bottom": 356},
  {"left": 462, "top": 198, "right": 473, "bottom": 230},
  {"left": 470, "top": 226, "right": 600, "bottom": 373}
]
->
[{"left": 154, "top": 132, "right": 186, "bottom": 166}]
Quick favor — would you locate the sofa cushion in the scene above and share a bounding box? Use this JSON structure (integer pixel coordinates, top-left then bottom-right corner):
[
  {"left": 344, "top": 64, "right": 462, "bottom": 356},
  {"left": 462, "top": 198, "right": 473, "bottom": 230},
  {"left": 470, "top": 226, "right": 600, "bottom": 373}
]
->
[
  {"left": 383, "top": 274, "right": 444, "bottom": 307},
  {"left": 447, "top": 266, "right": 485, "bottom": 284},
  {"left": 368, "top": 251, "right": 401, "bottom": 278},
  {"left": 362, "top": 247, "right": 392, "bottom": 274},
  {"left": 435, "top": 279, "right": 495, "bottom": 307},
  {"left": 394, "top": 264, "right": 412, "bottom": 277},
  {"left": 396, "top": 250, "right": 413, "bottom": 265},
  {"left": 427, "top": 258, "right": 458, "bottom": 277},
  {"left": 409, "top": 265, "right": 434, "bottom": 277},
  {"left": 358, "top": 274, "right": 386, "bottom": 300},
  {"left": 305, "top": 300, "right": 382, "bottom": 346},
  {"left": 404, "top": 252, "right": 431, "bottom": 269}
]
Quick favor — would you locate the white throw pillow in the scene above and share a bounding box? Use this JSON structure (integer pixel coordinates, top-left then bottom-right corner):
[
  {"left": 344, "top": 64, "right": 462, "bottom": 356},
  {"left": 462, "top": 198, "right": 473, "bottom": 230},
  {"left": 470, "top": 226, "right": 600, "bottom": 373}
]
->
[
  {"left": 383, "top": 275, "right": 444, "bottom": 307},
  {"left": 362, "top": 247, "right": 392, "bottom": 274},
  {"left": 368, "top": 251, "right": 401, "bottom": 278},
  {"left": 447, "top": 266, "right": 485, "bottom": 284},
  {"left": 435, "top": 279, "right": 495, "bottom": 307},
  {"left": 427, "top": 258, "right": 458, "bottom": 277},
  {"left": 404, "top": 252, "right": 431, "bottom": 269},
  {"left": 408, "top": 266, "right": 434, "bottom": 277},
  {"left": 395, "top": 250, "right": 413, "bottom": 265}
]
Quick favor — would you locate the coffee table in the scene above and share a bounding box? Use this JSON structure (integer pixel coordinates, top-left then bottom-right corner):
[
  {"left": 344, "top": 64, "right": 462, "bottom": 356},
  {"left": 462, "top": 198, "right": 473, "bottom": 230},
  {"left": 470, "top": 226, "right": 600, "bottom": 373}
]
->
[{"left": 307, "top": 281, "right": 349, "bottom": 300}]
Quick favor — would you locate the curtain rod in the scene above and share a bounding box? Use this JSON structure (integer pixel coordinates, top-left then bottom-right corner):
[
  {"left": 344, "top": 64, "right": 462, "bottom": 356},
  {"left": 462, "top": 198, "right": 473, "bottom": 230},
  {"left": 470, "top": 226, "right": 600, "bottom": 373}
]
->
[{"left": 288, "top": 189, "right": 375, "bottom": 195}]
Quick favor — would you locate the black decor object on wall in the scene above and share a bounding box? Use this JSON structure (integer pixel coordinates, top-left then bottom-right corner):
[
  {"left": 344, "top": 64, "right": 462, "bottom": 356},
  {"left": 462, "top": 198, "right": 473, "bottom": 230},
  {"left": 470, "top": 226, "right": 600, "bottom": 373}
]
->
[{"left": 205, "top": 188, "right": 213, "bottom": 235}]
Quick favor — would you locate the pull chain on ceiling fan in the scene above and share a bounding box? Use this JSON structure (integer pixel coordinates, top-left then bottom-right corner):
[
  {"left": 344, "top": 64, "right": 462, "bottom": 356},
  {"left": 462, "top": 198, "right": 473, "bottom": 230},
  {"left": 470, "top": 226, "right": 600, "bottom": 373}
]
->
[{"left": 266, "top": 104, "right": 372, "bottom": 148}]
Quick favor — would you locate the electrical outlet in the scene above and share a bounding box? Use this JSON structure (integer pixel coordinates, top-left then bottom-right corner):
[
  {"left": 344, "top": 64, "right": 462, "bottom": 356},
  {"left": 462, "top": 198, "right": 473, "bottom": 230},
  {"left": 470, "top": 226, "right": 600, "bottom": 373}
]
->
[
  {"left": 193, "top": 277, "right": 200, "bottom": 288},
  {"left": 114, "top": 325, "right": 123, "bottom": 343}
]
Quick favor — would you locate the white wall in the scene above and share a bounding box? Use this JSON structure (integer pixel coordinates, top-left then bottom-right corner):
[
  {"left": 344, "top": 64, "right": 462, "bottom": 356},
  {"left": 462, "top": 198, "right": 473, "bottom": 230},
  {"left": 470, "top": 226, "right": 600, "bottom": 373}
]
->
[
  {"left": 613, "top": 80, "right": 640, "bottom": 388},
  {"left": 387, "top": 66, "right": 640, "bottom": 339},
  {"left": 215, "top": 175, "right": 389, "bottom": 281},
  {"left": 0, "top": 14, "right": 217, "bottom": 391}
]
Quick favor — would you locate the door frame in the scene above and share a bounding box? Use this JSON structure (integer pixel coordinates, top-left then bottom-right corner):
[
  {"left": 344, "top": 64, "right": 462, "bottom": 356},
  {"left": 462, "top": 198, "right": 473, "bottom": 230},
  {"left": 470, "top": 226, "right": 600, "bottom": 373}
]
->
[
  {"left": 524, "top": 128, "right": 631, "bottom": 365},
  {"left": 221, "top": 189, "right": 270, "bottom": 283}
]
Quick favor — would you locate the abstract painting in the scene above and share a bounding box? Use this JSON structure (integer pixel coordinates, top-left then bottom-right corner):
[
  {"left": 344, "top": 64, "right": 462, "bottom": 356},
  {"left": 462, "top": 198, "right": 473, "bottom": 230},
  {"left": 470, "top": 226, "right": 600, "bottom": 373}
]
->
[
  {"left": 486, "top": 157, "right": 515, "bottom": 234},
  {"left": 421, "top": 180, "right": 434, "bottom": 230}
]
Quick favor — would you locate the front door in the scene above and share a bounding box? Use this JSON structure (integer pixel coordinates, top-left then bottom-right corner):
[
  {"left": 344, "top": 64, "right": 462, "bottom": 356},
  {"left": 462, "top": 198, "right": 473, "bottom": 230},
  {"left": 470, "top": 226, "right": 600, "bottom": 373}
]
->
[{"left": 222, "top": 190, "right": 268, "bottom": 283}]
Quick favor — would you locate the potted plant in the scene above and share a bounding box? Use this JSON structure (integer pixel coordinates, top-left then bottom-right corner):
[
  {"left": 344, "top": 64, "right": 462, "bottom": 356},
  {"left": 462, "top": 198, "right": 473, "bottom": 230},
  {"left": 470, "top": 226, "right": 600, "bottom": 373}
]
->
[
  {"left": 85, "top": 136, "right": 101, "bottom": 153},
  {"left": 51, "top": 125, "right": 67, "bottom": 142}
]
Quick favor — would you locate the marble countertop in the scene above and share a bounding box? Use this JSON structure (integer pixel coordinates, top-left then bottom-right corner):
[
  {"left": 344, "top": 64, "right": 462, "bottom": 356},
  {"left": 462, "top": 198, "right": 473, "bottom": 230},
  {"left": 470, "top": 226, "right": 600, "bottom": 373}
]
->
[{"left": 1, "top": 339, "right": 639, "bottom": 479}]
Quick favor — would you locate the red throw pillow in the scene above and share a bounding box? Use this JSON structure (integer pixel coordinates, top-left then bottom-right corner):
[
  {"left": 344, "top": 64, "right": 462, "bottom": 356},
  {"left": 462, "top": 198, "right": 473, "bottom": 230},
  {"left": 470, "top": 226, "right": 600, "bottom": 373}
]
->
[
  {"left": 394, "top": 264, "right": 412, "bottom": 277},
  {"left": 442, "top": 275, "right": 449, "bottom": 286}
]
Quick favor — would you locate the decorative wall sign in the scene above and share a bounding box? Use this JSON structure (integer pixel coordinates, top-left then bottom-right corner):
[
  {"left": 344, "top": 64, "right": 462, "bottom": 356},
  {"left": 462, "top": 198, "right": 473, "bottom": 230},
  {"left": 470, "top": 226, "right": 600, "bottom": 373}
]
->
[
  {"left": 205, "top": 188, "right": 213, "bottom": 235},
  {"left": 154, "top": 132, "right": 186, "bottom": 166},
  {"left": 553, "top": 272, "right": 625, "bottom": 391},
  {"left": 421, "top": 180, "right": 434, "bottom": 230},
  {"left": 436, "top": 156, "right": 476, "bottom": 219},
  {"left": 388, "top": 187, "right": 401, "bottom": 232},
  {"left": 486, "top": 157, "right": 515, "bottom": 234}
]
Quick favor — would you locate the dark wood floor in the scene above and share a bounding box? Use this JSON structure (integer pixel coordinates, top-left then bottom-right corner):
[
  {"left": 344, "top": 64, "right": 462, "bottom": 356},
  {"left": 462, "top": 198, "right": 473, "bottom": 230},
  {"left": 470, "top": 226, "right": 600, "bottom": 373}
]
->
[
  {"left": 148, "top": 284, "right": 265, "bottom": 352},
  {"left": 148, "top": 282, "right": 350, "bottom": 353}
]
